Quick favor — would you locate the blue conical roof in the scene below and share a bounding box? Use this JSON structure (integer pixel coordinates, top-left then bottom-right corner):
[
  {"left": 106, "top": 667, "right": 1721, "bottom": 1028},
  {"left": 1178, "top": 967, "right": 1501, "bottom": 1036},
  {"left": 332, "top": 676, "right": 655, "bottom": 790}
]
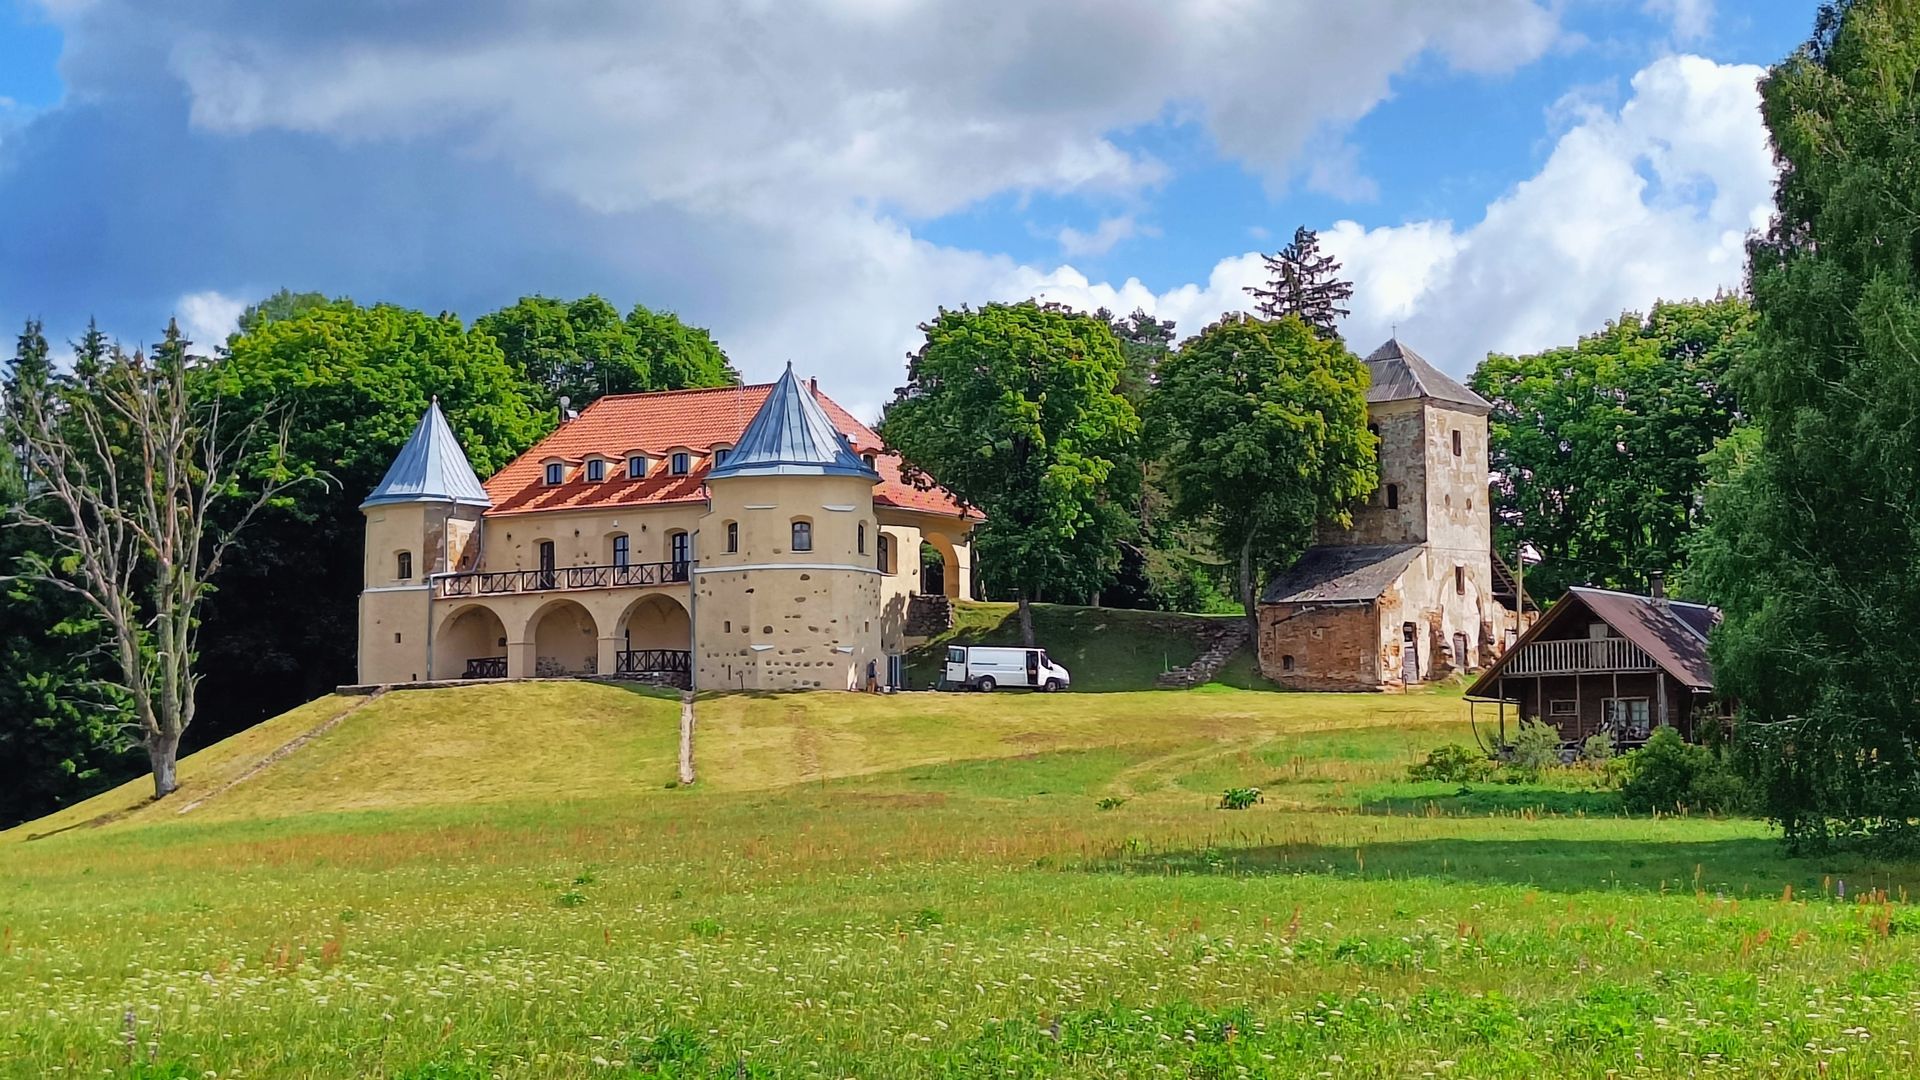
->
[
  {"left": 361, "top": 400, "right": 493, "bottom": 510},
  {"left": 709, "top": 364, "right": 880, "bottom": 482}
]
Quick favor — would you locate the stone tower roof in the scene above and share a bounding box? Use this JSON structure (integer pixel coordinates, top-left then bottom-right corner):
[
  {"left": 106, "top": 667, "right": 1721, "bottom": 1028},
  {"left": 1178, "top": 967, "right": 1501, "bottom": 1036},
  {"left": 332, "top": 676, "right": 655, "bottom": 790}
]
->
[
  {"left": 1363, "top": 339, "right": 1491, "bottom": 413},
  {"left": 708, "top": 363, "right": 880, "bottom": 482},
  {"left": 361, "top": 400, "right": 493, "bottom": 510}
]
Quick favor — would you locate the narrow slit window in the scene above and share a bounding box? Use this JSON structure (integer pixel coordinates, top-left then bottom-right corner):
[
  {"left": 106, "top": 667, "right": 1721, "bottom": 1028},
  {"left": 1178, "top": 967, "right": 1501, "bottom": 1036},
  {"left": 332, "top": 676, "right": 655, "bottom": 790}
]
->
[
  {"left": 1385, "top": 484, "right": 1399, "bottom": 509},
  {"left": 1452, "top": 430, "right": 1462, "bottom": 457},
  {"left": 857, "top": 522, "right": 867, "bottom": 555},
  {"left": 725, "top": 521, "right": 738, "bottom": 554}
]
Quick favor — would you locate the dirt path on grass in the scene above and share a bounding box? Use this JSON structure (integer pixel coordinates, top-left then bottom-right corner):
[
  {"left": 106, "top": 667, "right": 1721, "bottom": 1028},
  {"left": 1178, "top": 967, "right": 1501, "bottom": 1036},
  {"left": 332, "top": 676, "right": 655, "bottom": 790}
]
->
[{"left": 174, "top": 691, "right": 387, "bottom": 816}]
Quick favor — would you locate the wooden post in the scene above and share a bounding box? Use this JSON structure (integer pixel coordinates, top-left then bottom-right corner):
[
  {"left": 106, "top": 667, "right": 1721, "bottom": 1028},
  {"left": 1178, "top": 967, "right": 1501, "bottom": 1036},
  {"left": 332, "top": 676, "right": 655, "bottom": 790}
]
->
[{"left": 678, "top": 690, "right": 697, "bottom": 785}]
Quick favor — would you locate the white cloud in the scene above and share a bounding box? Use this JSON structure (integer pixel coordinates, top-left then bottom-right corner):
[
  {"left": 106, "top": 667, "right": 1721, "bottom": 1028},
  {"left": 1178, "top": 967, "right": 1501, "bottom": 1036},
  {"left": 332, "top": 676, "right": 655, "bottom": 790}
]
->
[
  {"left": 1644, "top": 0, "right": 1714, "bottom": 42},
  {"left": 1057, "top": 214, "right": 1154, "bottom": 258},
  {"left": 175, "top": 289, "right": 245, "bottom": 351}
]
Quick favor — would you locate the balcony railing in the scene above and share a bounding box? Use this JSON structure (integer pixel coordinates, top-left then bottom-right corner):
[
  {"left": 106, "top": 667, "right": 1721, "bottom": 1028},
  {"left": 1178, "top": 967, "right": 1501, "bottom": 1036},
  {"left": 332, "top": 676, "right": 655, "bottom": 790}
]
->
[
  {"left": 440, "top": 560, "right": 689, "bottom": 598},
  {"left": 617, "top": 649, "right": 691, "bottom": 675},
  {"left": 464, "top": 656, "right": 508, "bottom": 679},
  {"left": 1503, "top": 637, "right": 1657, "bottom": 677}
]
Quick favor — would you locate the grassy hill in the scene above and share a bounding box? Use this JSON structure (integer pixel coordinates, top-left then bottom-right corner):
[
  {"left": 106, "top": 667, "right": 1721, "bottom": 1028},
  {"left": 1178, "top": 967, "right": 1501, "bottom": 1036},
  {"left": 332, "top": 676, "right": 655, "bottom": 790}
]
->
[
  {"left": 904, "top": 600, "right": 1249, "bottom": 690},
  {"left": 6, "top": 681, "right": 1920, "bottom": 1077}
]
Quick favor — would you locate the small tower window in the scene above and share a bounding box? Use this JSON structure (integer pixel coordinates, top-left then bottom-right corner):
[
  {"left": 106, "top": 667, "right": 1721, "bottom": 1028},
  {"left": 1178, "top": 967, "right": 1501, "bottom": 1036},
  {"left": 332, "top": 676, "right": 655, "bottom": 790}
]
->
[
  {"left": 396, "top": 551, "right": 413, "bottom": 580},
  {"left": 1452, "top": 430, "right": 1463, "bottom": 457},
  {"left": 791, "top": 520, "right": 813, "bottom": 552},
  {"left": 545, "top": 462, "right": 564, "bottom": 486},
  {"left": 857, "top": 522, "right": 867, "bottom": 555},
  {"left": 1455, "top": 565, "right": 1466, "bottom": 595},
  {"left": 725, "top": 521, "right": 738, "bottom": 554},
  {"left": 1385, "top": 484, "right": 1399, "bottom": 509},
  {"left": 628, "top": 455, "right": 647, "bottom": 478},
  {"left": 670, "top": 452, "right": 691, "bottom": 476},
  {"left": 586, "top": 458, "right": 606, "bottom": 482}
]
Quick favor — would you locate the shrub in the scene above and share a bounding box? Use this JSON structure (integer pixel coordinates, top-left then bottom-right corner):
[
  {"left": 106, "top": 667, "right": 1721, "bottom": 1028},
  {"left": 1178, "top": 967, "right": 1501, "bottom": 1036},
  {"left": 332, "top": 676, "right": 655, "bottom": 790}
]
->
[
  {"left": 1096, "top": 796, "right": 1128, "bottom": 811},
  {"left": 1408, "top": 743, "right": 1496, "bottom": 783},
  {"left": 1581, "top": 733, "right": 1616, "bottom": 763},
  {"left": 1507, "top": 720, "right": 1564, "bottom": 776},
  {"left": 1218, "top": 787, "right": 1262, "bottom": 810},
  {"left": 1620, "top": 728, "right": 1751, "bottom": 814}
]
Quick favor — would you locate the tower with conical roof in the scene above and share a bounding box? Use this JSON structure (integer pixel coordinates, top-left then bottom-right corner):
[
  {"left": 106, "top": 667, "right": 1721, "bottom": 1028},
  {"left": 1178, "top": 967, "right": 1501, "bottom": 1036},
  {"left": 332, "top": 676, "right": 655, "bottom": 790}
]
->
[
  {"left": 357, "top": 400, "right": 493, "bottom": 685},
  {"left": 694, "top": 364, "right": 885, "bottom": 691}
]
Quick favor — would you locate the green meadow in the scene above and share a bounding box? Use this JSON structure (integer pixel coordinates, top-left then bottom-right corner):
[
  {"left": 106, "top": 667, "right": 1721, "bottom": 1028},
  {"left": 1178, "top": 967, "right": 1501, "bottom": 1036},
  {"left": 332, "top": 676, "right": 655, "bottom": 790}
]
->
[{"left": 4, "top": 681, "right": 1918, "bottom": 1078}]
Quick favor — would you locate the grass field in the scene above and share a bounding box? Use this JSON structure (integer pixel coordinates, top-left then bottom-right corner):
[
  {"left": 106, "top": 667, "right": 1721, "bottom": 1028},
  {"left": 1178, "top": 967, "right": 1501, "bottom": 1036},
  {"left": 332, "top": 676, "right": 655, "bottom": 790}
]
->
[{"left": 6, "top": 681, "right": 1920, "bottom": 1078}]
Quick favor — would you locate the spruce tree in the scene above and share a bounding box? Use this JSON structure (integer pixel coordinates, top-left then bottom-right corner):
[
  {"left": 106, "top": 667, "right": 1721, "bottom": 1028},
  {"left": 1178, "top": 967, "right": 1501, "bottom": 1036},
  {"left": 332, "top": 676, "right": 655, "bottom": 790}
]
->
[{"left": 1245, "top": 226, "right": 1354, "bottom": 340}]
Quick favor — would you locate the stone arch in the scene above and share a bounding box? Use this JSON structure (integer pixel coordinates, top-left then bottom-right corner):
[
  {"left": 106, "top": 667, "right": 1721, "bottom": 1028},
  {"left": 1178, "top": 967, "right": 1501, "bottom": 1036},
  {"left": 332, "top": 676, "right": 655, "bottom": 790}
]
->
[
  {"left": 527, "top": 597, "right": 599, "bottom": 677},
  {"left": 618, "top": 592, "right": 692, "bottom": 653},
  {"left": 434, "top": 603, "right": 509, "bottom": 680},
  {"left": 920, "top": 531, "right": 961, "bottom": 599}
]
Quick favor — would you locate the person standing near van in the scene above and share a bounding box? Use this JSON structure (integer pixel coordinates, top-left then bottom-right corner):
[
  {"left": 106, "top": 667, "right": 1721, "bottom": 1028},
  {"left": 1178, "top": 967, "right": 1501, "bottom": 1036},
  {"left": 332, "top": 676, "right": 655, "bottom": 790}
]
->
[{"left": 865, "top": 658, "right": 879, "bottom": 693}]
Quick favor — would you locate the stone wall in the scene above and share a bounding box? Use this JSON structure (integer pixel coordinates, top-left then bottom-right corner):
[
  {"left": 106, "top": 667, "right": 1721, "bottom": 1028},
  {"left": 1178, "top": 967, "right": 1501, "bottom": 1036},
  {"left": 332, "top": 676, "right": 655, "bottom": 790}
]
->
[
  {"left": 904, "top": 593, "right": 954, "bottom": 637},
  {"left": 1258, "top": 601, "right": 1383, "bottom": 690}
]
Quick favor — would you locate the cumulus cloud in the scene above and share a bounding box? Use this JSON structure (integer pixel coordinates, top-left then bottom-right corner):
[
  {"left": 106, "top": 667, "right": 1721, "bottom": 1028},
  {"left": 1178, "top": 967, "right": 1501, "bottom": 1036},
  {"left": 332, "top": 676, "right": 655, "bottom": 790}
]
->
[
  {"left": 1644, "top": 0, "right": 1714, "bottom": 43},
  {"left": 1056, "top": 214, "right": 1154, "bottom": 258},
  {"left": 175, "top": 289, "right": 245, "bottom": 351}
]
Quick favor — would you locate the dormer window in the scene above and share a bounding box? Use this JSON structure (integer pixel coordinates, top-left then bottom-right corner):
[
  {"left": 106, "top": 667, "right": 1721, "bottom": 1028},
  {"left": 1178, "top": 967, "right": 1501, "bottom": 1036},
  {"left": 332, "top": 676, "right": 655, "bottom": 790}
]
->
[
  {"left": 714, "top": 447, "right": 731, "bottom": 467},
  {"left": 628, "top": 455, "right": 648, "bottom": 479},
  {"left": 862, "top": 453, "right": 876, "bottom": 469},
  {"left": 544, "top": 462, "right": 565, "bottom": 486},
  {"left": 585, "top": 458, "right": 606, "bottom": 483},
  {"left": 671, "top": 452, "right": 691, "bottom": 476}
]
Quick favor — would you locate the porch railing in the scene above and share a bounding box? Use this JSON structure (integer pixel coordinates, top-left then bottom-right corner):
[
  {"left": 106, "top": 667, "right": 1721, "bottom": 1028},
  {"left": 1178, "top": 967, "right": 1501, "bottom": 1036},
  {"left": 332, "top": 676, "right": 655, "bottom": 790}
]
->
[
  {"left": 617, "top": 649, "right": 691, "bottom": 675},
  {"left": 1503, "top": 637, "right": 1657, "bottom": 676},
  {"left": 464, "top": 656, "right": 508, "bottom": 679},
  {"left": 440, "top": 560, "right": 689, "bottom": 598}
]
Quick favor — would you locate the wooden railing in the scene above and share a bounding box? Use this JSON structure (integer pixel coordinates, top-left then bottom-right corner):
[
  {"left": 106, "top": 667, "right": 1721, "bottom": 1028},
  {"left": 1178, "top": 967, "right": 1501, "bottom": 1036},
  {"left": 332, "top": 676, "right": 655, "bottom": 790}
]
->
[
  {"left": 617, "top": 649, "right": 691, "bottom": 675},
  {"left": 440, "top": 560, "right": 689, "bottom": 598},
  {"left": 1503, "top": 637, "right": 1657, "bottom": 676},
  {"left": 464, "top": 656, "right": 508, "bottom": 679}
]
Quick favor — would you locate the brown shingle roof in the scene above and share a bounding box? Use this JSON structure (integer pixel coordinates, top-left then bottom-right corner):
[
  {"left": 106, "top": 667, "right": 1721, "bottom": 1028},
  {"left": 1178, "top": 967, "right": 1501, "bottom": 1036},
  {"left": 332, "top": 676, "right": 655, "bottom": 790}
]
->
[{"left": 1466, "top": 586, "right": 1719, "bottom": 697}]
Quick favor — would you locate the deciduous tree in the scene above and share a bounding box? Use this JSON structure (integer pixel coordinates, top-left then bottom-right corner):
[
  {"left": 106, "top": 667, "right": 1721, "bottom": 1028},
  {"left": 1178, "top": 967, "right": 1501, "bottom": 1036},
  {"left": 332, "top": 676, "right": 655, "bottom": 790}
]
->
[
  {"left": 1150, "top": 314, "right": 1376, "bottom": 635},
  {"left": 880, "top": 301, "right": 1137, "bottom": 644}
]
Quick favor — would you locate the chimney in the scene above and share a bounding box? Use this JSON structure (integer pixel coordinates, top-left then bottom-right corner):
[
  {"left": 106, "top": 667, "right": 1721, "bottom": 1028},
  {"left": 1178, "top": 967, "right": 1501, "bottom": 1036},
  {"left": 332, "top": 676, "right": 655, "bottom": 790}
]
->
[
  {"left": 1649, "top": 571, "right": 1665, "bottom": 600},
  {"left": 809, "top": 376, "right": 819, "bottom": 396}
]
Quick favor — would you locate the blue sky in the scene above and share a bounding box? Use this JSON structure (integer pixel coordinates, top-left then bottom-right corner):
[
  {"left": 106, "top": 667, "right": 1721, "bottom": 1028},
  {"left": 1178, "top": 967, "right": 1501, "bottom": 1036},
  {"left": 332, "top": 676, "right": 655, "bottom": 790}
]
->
[{"left": 0, "top": 1, "right": 1819, "bottom": 416}]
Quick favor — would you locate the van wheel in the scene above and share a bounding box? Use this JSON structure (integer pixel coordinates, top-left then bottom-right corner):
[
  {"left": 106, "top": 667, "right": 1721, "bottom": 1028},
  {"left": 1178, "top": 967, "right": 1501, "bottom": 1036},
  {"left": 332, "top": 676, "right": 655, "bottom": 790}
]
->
[
  {"left": 1044, "top": 678, "right": 1063, "bottom": 692},
  {"left": 975, "top": 676, "right": 996, "bottom": 693}
]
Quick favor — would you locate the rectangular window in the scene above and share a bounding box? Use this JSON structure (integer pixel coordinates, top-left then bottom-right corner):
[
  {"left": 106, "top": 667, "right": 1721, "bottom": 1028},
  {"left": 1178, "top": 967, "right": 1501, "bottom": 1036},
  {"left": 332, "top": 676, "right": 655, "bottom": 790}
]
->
[
  {"left": 1455, "top": 565, "right": 1465, "bottom": 595},
  {"left": 586, "top": 458, "right": 606, "bottom": 482},
  {"left": 1385, "top": 484, "right": 1398, "bottom": 509},
  {"left": 1605, "top": 697, "right": 1653, "bottom": 732},
  {"left": 947, "top": 646, "right": 965, "bottom": 664},
  {"left": 396, "top": 551, "right": 412, "bottom": 580},
  {"left": 725, "top": 521, "right": 738, "bottom": 553},
  {"left": 545, "top": 462, "right": 564, "bottom": 485},
  {"left": 1452, "top": 430, "right": 1462, "bottom": 456},
  {"left": 715, "top": 448, "right": 731, "bottom": 466},
  {"left": 628, "top": 455, "right": 647, "bottom": 478},
  {"left": 877, "top": 533, "right": 890, "bottom": 573},
  {"left": 1549, "top": 699, "right": 1577, "bottom": 717},
  {"left": 612, "top": 534, "right": 629, "bottom": 568},
  {"left": 857, "top": 522, "right": 867, "bottom": 555},
  {"left": 671, "top": 452, "right": 690, "bottom": 475}
]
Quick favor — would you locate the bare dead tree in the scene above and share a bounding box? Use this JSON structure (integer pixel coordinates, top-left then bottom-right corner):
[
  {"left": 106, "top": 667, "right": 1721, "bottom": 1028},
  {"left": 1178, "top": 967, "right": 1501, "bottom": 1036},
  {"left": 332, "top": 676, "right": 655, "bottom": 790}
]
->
[{"left": 4, "top": 327, "right": 307, "bottom": 799}]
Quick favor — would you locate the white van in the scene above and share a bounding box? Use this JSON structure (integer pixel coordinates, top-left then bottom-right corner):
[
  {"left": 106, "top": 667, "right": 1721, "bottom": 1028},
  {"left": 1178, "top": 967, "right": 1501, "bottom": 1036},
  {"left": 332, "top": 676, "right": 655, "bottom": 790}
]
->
[{"left": 943, "top": 646, "right": 1072, "bottom": 692}]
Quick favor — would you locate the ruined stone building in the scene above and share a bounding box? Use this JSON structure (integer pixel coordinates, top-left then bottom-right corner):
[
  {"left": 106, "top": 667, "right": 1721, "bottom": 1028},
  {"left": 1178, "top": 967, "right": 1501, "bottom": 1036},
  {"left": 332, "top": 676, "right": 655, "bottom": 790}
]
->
[
  {"left": 356, "top": 365, "right": 976, "bottom": 692},
  {"left": 1257, "top": 339, "right": 1521, "bottom": 690}
]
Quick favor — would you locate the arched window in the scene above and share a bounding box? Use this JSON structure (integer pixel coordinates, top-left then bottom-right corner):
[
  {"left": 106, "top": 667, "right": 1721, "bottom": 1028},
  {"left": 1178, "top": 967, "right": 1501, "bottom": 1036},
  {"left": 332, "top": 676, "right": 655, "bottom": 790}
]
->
[
  {"left": 1385, "top": 484, "right": 1399, "bottom": 509},
  {"left": 725, "top": 521, "right": 738, "bottom": 554},
  {"left": 857, "top": 522, "right": 867, "bottom": 555},
  {"left": 628, "top": 455, "right": 647, "bottom": 478},
  {"left": 396, "top": 551, "right": 413, "bottom": 581},
  {"left": 877, "top": 533, "right": 891, "bottom": 574},
  {"left": 791, "top": 520, "right": 813, "bottom": 552}
]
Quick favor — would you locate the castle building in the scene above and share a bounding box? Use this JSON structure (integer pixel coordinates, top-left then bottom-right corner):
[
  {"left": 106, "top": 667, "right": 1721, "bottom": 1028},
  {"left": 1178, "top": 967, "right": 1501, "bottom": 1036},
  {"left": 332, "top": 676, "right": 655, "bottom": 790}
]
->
[
  {"left": 1256, "top": 339, "right": 1522, "bottom": 690},
  {"left": 356, "top": 365, "right": 976, "bottom": 691}
]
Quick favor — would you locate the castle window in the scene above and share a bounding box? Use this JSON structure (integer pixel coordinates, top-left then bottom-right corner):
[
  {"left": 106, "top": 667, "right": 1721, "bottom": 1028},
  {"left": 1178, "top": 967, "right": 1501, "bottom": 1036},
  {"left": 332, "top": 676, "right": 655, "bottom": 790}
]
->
[
  {"left": 1282, "top": 654, "right": 1295, "bottom": 672},
  {"left": 714, "top": 447, "right": 731, "bottom": 466},
  {"left": 877, "top": 533, "right": 891, "bottom": 574},
  {"left": 545, "top": 462, "right": 565, "bottom": 485},
  {"left": 862, "top": 452, "right": 877, "bottom": 469},
  {"left": 586, "top": 458, "right": 606, "bottom": 482},
  {"left": 1385, "top": 484, "right": 1399, "bottom": 509},
  {"left": 668, "top": 531, "right": 689, "bottom": 574},
  {"left": 1452, "top": 430, "right": 1462, "bottom": 457},
  {"left": 1455, "top": 565, "right": 1466, "bottom": 595},
  {"left": 612, "top": 534, "right": 629, "bottom": 568},
  {"left": 725, "top": 521, "right": 738, "bottom": 554},
  {"left": 670, "top": 452, "right": 691, "bottom": 476},
  {"left": 396, "top": 551, "right": 412, "bottom": 580},
  {"left": 791, "top": 520, "right": 813, "bottom": 552},
  {"left": 628, "top": 455, "right": 647, "bottom": 478},
  {"left": 857, "top": 522, "right": 867, "bottom": 555}
]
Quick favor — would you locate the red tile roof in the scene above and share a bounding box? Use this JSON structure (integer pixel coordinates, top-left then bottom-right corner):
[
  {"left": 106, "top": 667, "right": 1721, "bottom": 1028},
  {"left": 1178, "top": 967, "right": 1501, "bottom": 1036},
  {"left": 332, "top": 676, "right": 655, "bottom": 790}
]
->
[{"left": 482, "top": 383, "right": 977, "bottom": 520}]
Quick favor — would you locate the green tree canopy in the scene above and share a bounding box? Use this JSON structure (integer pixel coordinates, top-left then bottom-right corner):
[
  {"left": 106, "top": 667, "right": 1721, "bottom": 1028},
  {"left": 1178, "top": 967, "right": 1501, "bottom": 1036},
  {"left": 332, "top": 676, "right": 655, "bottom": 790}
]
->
[
  {"left": 1149, "top": 314, "right": 1376, "bottom": 632},
  {"left": 473, "top": 295, "right": 737, "bottom": 417},
  {"left": 189, "top": 300, "right": 544, "bottom": 741},
  {"left": 1471, "top": 296, "right": 1750, "bottom": 599},
  {"left": 879, "top": 301, "right": 1138, "bottom": 643},
  {"left": 1692, "top": 0, "right": 1920, "bottom": 847}
]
